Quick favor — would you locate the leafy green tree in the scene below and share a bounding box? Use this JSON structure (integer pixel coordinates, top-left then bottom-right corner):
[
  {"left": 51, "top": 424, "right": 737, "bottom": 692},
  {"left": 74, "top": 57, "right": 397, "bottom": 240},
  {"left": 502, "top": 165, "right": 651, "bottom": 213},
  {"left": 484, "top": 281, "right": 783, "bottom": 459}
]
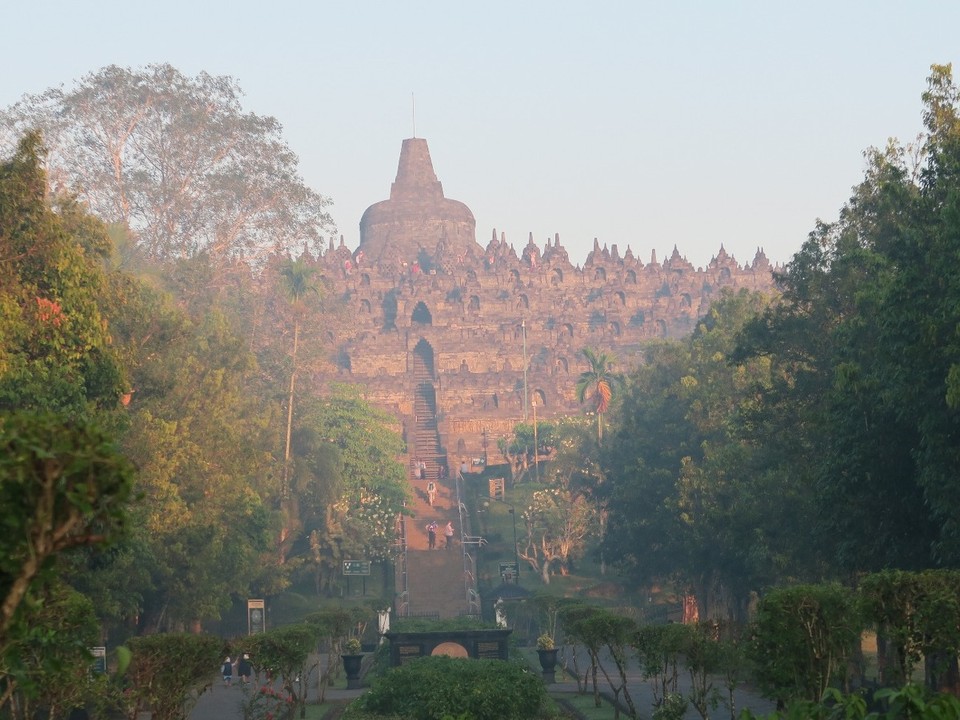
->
[
  {"left": 748, "top": 584, "right": 862, "bottom": 706},
  {"left": 600, "top": 290, "right": 785, "bottom": 621},
  {"left": 496, "top": 421, "right": 555, "bottom": 485},
  {"left": 558, "top": 604, "right": 638, "bottom": 714},
  {"left": 278, "top": 257, "right": 324, "bottom": 556},
  {"left": 119, "top": 301, "right": 276, "bottom": 628},
  {"left": 125, "top": 633, "right": 223, "bottom": 720},
  {"left": 518, "top": 475, "right": 598, "bottom": 583},
  {"left": 0, "top": 412, "right": 134, "bottom": 654},
  {"left": 575, "top": 347, "right": 624, "bottom": 444},
  {"left": 732, "top": 64, "right": 960, "bottom": 577},
  {"left": 241, "top": 624, "right": 320, "bottom": 719},
  {"left": 0, "top": 64, "right": 335, "bottom": 262},
  {"left": 0, "top": 581, "right": 101, "bottom": 720},
  {"left": 0, "top": 132, "right": 125, "bottom": 416},
  {"left": 303, "top": 608, "right": 355, "bottom": 702},
  {"left": 290, "top": 385, "right": 409, "bottom": 586},
  {"left": 634, "top": 623, "right": 689, "bottom": 712},
  {"left": 859, "top": 569, "right": 960, "bottom": 693}
]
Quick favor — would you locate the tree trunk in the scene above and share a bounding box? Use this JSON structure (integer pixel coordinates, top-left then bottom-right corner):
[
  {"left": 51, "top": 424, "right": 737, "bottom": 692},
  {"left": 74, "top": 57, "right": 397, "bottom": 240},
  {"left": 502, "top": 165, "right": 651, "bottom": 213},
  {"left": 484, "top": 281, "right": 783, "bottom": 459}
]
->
[{"left": 279, "top": 320, "right": 300, "bottom": 562}]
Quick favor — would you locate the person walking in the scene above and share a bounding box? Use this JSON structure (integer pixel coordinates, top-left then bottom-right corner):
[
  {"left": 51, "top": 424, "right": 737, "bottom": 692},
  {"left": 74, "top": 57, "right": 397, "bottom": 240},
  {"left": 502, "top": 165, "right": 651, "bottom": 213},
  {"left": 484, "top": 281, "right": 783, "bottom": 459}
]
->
[
  {"left": 237, "top": 653, "right": 252, "bottom": 684},
  {"left": 427, "top": 481, "right": 436, "bottom": 506},
  {"left": 221, "top": 656, "right": 234, "bottom": 687},
  {"left": 444, "top": 521, "right": 455, "bottom": 549},
  {"left": 426, "top": 521, "right": 437, "bottom": 549}
]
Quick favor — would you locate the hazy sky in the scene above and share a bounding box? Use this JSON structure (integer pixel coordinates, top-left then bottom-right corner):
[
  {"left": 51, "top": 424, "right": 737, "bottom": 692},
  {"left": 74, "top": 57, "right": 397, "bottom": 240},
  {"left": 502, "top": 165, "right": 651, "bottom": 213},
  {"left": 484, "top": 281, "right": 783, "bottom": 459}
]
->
[{"left": 3, "top": 1, "right": 959, "bottom": 268}]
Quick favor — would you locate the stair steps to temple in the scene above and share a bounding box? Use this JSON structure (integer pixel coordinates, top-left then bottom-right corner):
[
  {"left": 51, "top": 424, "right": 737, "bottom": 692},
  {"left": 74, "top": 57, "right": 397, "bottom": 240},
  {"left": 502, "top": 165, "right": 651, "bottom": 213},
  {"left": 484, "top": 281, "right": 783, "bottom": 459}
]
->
[
  {"left": 398, "top": 365, "right": 472, "bottom": 619},
  {"left": 404, "top": 548, "right": 470, "bottom": 618}
]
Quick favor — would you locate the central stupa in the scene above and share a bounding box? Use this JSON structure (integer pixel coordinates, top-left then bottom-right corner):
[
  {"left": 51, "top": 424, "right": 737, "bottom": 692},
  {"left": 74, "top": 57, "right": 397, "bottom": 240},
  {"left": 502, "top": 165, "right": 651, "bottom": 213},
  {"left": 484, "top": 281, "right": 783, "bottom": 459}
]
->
[{"left": 358, "top": 138, "right": 479, "bottom": 269}]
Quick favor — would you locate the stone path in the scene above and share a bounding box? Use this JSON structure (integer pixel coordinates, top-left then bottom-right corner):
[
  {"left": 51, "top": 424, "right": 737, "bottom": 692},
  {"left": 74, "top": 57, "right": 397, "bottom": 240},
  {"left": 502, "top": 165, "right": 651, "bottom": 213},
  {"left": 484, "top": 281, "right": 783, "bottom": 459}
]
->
[
  {"left": 188, "top": 655, "right": 364, "bottom": 720},
  {"left": 546, "top": 645, "right": 777, "bottom": 720},
  {"left": 188, "top": 647, "right": 776, "bottom": 720}
]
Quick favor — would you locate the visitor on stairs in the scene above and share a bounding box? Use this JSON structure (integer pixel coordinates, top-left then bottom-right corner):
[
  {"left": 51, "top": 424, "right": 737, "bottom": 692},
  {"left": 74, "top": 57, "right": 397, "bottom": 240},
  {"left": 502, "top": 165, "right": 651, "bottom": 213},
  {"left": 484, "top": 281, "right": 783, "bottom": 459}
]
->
[
  {"left": 444, "top": 521, "right": 455, "bottom": 549},
  {"left": 427, "top": 521, "right": 437, "bottom": 549}
]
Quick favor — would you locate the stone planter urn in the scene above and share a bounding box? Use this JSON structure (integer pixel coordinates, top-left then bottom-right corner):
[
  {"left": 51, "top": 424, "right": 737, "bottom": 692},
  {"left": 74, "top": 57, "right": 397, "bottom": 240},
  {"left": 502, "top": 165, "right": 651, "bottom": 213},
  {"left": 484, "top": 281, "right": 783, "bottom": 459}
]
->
[
  {"left": 341, "top": 653, "right": 364, "bottom": 689},
  {"left": 536, "top": 648, "right": 558, "bottom": 683}
]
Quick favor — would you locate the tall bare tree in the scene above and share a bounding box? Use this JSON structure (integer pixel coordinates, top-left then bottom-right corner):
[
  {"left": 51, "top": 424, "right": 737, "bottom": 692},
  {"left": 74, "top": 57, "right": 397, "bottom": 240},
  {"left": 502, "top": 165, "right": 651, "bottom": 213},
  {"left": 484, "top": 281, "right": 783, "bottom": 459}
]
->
[{"left": 0, "top": 64, "right": 335, "bottom": 263}]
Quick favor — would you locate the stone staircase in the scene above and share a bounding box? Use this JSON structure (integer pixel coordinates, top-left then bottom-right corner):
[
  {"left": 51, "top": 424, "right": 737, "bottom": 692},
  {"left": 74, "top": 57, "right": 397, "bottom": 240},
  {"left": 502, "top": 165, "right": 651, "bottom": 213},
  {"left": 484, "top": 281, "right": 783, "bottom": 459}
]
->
[{"left": 397, "top": 348, "right": 473, "bottom": 618}]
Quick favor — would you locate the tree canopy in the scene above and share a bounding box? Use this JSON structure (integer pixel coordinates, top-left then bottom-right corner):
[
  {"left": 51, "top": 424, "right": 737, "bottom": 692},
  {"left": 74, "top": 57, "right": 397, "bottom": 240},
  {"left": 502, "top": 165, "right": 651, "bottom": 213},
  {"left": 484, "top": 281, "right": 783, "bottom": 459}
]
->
[{"left": 0, "top": 64, "right": 335, "bottom": 262}]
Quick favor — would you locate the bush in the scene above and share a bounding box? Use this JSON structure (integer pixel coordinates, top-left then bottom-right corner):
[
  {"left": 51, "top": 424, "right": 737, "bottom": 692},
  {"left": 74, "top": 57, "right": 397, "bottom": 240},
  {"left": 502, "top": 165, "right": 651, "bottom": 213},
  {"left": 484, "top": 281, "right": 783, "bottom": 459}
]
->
[
  {"left": 346, "top": 655, "right": 546, "bottom": 720},
  {"left": 749, "top": 584, "right": 862, "bottom": 705}
]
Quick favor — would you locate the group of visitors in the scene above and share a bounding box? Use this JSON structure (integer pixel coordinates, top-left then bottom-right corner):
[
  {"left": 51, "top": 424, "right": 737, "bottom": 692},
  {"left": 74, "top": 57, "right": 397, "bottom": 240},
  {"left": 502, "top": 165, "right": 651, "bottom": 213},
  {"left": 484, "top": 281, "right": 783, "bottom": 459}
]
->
[
  {"left": 221, "top": 653, "right": 252, "bottom": 687},
  {"left": 425, "top": 521, "right": 455, "bottom": 550},
  {"left": 413, "top": 458, "right": 427, "bottom": 479}
]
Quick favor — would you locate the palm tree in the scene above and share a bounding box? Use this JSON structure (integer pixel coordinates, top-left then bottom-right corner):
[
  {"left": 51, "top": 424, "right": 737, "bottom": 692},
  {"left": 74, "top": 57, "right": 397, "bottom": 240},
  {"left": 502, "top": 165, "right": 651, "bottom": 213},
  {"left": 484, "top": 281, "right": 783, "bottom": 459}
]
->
[
  {"left": 575, "top": 347, "right": 624, "bottom": 444},
  {"left": 279, "top": 258, "right": 322, "bottom": 503}
]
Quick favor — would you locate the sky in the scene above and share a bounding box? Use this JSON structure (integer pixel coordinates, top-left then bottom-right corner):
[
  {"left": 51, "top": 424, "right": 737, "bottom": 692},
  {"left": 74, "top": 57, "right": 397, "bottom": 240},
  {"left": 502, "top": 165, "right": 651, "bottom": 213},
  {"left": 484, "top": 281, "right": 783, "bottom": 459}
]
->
[{"left": 3, "top": 1, "right": 960, "bottom": 269}]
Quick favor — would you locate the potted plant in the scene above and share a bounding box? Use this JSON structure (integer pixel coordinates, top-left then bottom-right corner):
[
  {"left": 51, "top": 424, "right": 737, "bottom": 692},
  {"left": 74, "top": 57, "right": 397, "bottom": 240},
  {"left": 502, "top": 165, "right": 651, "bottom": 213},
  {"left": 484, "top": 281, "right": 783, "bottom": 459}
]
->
[
  {"left": 341, "top": 638, "right": 364, "bottom": 689},
  {"left": 536, "top": 634, "right": 558, "bottom": 682}
]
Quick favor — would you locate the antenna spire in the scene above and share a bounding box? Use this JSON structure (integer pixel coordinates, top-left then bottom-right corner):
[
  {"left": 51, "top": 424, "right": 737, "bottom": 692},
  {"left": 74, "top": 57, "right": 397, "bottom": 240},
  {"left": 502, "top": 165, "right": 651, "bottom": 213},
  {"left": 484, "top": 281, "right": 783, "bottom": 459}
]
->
[{"left": 411, "top": 92, "right": 416, "bottom": 138}]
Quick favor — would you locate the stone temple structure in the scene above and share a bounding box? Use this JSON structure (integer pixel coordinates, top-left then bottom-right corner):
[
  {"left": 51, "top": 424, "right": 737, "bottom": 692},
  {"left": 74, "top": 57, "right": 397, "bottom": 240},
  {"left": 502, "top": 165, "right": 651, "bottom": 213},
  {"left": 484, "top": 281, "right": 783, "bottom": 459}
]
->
[{"left": 316, "top": 137, "right": 778, "bottom": 469}]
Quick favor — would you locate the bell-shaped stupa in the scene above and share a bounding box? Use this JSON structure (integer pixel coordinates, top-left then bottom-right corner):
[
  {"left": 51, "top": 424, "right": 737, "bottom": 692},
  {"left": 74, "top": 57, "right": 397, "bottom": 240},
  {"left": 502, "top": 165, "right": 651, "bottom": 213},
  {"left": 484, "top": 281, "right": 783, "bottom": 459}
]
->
[{"left": 359, "top": 138, "right": 478, "bottom": 267}]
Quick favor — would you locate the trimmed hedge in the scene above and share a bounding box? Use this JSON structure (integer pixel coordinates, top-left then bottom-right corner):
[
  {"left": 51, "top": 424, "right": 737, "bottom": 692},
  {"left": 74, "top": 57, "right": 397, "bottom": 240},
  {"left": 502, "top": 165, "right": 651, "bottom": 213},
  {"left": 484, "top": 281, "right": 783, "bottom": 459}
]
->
[{"left": 346, "top": 655, "right": 546, "bottom": 720}]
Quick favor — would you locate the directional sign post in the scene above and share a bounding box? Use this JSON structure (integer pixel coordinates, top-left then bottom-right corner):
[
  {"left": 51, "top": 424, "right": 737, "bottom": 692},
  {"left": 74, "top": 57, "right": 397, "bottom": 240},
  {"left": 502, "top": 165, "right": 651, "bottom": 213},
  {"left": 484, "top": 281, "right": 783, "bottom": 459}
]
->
[
  {"left": 499, "top": 561, "right": 519, "bottom": 581},
  {"left": 343, "top": 560, "right": 371, "bottom": 596}
]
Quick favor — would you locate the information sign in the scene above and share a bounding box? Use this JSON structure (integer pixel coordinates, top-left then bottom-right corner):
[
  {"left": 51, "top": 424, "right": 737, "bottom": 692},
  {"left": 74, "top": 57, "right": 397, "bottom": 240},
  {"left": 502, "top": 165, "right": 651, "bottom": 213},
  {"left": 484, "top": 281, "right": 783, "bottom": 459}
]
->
[
  {"left": 91, "top": 646, "right": 107, "bottom": 674},
  {"left": 343, "top": 560, "right": 371, "bottom": 576},
  {"left": 499, "top": 561, "right": 519, "bottom": 576}
]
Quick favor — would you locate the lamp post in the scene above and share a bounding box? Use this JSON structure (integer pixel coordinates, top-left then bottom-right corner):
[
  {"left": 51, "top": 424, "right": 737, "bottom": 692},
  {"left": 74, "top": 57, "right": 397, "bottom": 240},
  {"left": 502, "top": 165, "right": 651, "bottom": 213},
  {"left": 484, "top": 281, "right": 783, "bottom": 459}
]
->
[
  {"left": 507, "top": 506, "right": 520, "bottom": 580},
  {"left": 522, "top": 319, "right": 528, "bottom": 422}
]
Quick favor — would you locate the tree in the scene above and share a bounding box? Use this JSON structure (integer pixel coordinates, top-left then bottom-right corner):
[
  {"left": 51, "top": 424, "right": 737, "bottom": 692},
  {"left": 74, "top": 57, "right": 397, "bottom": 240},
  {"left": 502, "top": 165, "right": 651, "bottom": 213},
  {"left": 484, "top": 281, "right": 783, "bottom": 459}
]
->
[
  {"left": 860, "top": 570, "right": 960, "bottom": 694},
  {"left": 519, "top": 485, "right": 597, "bottom": 583},
  {"left": 558, "top": 604, "right": 639, "bottom": 715},
  {"left": 278, "top": 258, "right": 323, "bottom": 509},
  {"left": 117, "top": 299, "right": 276, "bottom": 628},
  {"left": 574, "top": 347, "right": 624, "bottom": 444},
  {"left": 600, "top": 290, "right": 786, "bottom": 622},
  {"left": 0, "top": 64, "right": 335, "bottom": 262},
  {"left": 748, "top": 584, "right": 862, "bottom": 706},
  {"left": 0, "top": 132, "right": 125, "bottom": 416},
  {"left": 124, "top": 633, "right": 222, "bottom": 720},
  {"left": 289, "top": 385, "right": 410, "bottom": 587},
  {"left": 731, "top": 64, "right": 960, "bottom": 575},
  {"left": 0, "top": 581, "right": 101, "bottom": 720},
  {"left": 0, "top": 412, "right": 134, "bottom": 704},
  {"left": 241, "top": 624, "right": 320, "bottom": 719}
]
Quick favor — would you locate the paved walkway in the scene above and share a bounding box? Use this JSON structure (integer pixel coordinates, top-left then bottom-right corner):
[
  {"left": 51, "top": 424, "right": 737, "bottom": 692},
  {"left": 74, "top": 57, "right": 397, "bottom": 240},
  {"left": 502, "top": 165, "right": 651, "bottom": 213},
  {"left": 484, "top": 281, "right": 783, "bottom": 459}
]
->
[
  {"left": 188, "top": 655, "right": 364, "bottom": 720},
  {"left": 544, "top": 645, "right": 776, "bottom": 720},
  {"left": 187, "top": 647, "right": 775, "bottom": 720}
]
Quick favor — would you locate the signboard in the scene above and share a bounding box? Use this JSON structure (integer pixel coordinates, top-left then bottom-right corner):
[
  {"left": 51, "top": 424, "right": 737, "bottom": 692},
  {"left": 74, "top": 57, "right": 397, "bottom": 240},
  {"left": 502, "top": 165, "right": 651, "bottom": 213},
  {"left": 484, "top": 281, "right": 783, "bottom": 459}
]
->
[
  {"left": 488, "top": 477, "right": 505, "bottom": 500},
  {"left": 498, "top": 561, "right": 519, "bottom": 577},
  {"left": 91, "top": 646, "right": 107, "bottom": 674},
  {"left": 343, "top": 560, "right": 371, "bottom": 576},
  {"left": 247, "top": 598, "right": 265, "bottom": 635}
]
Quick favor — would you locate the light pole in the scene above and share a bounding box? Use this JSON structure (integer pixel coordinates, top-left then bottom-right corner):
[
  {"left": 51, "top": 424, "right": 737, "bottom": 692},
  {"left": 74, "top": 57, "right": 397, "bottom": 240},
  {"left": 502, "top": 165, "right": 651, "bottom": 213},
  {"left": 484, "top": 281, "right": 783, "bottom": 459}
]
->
[
  {"left": 522, "top": 319, "right": 528, "bottom": 422},
  {"left": 507, "top": 506, "right": 520, "bottom": 580}
]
